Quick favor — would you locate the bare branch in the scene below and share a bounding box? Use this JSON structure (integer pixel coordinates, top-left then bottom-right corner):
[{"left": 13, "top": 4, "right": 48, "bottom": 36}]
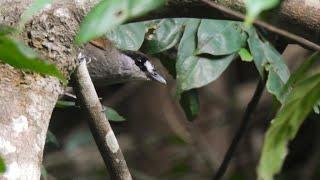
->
[{"left": 72, "top": 60, "right": 132, "bottom": 180}]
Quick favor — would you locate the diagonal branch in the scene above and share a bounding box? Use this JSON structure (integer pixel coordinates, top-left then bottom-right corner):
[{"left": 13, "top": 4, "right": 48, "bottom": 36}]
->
[
  {"left": 213, "top": 78, "right": 266, "bottom": 180},
  {"left": 200, "top": 0, "right": 320, "bottom": 51},
  {"left": 72, "top": 60, "right": 132, "bottom": 180}
]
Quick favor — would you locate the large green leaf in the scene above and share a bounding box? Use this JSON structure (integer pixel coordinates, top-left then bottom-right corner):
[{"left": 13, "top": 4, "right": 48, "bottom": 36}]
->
[
  {"left": 0, "top": 157, "right": 5, "bottom": 173},
  {"left": 197, "top": 20, "right": 247, "bottom": 55},
  {"left": 76, "top": 0, "right": 164, "bottom": 44},
  {"left": 0, "top": 36, "right": 66, "bottom": 83},
  {"left": 247, "top": 28, "right": 290, "bottom": 103},
  {"left": 257, "top": 73, "right": 320, "bottom": 180},
  {"left": 106, "top": 22, "right": 146, "bottom": 51},
  {"left": 177, "top": 54, "right": 236, "bottom": 92},
  {"left": 141, "top": 19, "right": 185, "bottom": 54},
  {"left": 179, "top": 89, "right": 200, "bottom": 121},
  {"left": 19, "top": 0, "right": 52, "bottom": 29},
  {"left": 176, "top": 19, "right": 236, "bottom": 92},
  {"left": 245, "top": 0, "right": 279, "bottom": 26}
]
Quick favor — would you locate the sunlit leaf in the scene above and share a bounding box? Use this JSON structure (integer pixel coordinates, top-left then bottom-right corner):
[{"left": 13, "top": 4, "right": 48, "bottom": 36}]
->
[
  {"left": 180, "top": 89, "right": 200, "bottom": 121},
  {"left": 19, "top": 0, "right": 52, "bottom": 29},
  {"left": 106, "top": 22, "right": 146, "bottom": 51},
  {"left": 0, "top": 36, "right": 66, "bottom": 83},
  {"left": 238, "top": 48, "right": 253, "bottom": 62},
  {"left": 245, "top": 0, "right": 279, "bottom": 26},
  {"left": 258, "top": 73, "right": 320, "bottom": 180},
  {"left": 197, "top": 20, "right": 247, "bottom": 55},
  {"left": 76, "top": 0, "right": 164, "bottom": 44},
  {"left": 104, "top": 106, "right": 126, "bottom": 122},
  {"left": 141, "top": 19, "right": 185, "bottom": 54}
]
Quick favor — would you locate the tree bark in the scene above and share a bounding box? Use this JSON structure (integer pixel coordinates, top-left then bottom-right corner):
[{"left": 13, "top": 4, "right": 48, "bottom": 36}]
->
[
  {"left": 139, "top": 0, "right": 320, "bottom": 44},
  {"left": 0, "top": 0, "right": 98, "bottom": 179}
]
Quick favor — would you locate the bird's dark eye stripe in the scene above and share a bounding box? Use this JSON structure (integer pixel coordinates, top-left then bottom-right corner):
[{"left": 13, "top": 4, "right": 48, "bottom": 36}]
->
[{"left": 123, "top": 50, "right": 149, "bottom": 72}]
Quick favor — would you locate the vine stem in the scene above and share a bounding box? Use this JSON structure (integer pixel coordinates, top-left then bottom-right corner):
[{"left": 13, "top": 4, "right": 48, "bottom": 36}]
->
[
  {"left": 72, "top": 60, "right": 132, "bottom": 180},
  {"left": 213, "top": 78, "right": 266, "bottom": 180}
]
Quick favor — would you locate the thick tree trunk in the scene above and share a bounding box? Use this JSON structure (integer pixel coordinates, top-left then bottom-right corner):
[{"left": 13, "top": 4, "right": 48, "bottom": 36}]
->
[{"left": 0, "top": 0, "right": 97, "bottom": 179}]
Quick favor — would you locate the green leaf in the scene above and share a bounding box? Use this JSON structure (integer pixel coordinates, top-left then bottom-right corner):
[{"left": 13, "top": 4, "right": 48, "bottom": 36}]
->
[
  {"left": 176, "top": 19, "right": 236, "bottom": 93},
  {"left": 76, "top": 0, "right": 164, "bottom": 44},
  {"left": 314, "top": 100, "right": 320, "bottom": 114},
  {"left": 0, "top": 36, "right": 66, "bottom": 83},
  {"left": 76, "top": 0, "right": 129, "bottom": 44},
  {"left": 244, "top": 0, "right": 279, "bottom": 26},
  {"left": 0, "top": 157, "right": 5, "bottom": 173},
  {"left": 282, "top": 52, "right": 320, "bottom": 95},
  {"left": 197, "top": 20, "right": 247, "bottom": 55},
  {"left": 179, "top": 89, "right": 200, "bottom": 121},
  {"left": 177, "top": 54, "right": 236, "bottom": 92},
  {"left": 129, "top": 0, "right": 165, "bottom": 18},
  {"left": 258, "top": 73, "right": 320, "bottom": 180},
  {"left": 141, "top": 19, "right": 186, "bottom": 54},
  {"left": 238, "top": 48, "right": 253, "bottom": 62},
  {"left": 19, "top": 0, "right": 52, "bottom": 29},
  {"left": 104, "top": 106, "right": 126, "bottom": 122},
  {"left": 247, "top": 28, "right": 290, "bottom": 103},
  {"left": 106, "top": 22, "right": 146, "bottom": 51},
  {"left": 41, "top": 165, "right": 48, "bottom": 180},
  {"left": 55, "top": 100, "right": 77, "bottom": 108},
  {"left": 46, "top": 130, "right": 60, "bottom": 147}
]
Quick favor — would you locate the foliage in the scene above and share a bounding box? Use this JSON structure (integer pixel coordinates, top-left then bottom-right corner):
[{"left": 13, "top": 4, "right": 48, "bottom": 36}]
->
[
  {"left": 105, "top": 18, "right": 291, "bottom": 122},
  {"left": 0, "top": 0, "right": 66, "bottom": 84},
  {"left": 238, "top": 48, "right": 253, "bottom": 62},
  {"left": 76, "top": 0, "right": 164, "bottom": 44},
  {"left": 55, "top": 100, "right": 126, "bottom": 122},
  {"left": 244, "top": 0, "right": 280, "bottom": 26},
  {"left": 0, "top": 36, "right": 66, "bottom": 83},
  {"left": 104, "top": 106, "right": 126, "bottom": 122},
  {"left": 257, "top": 72, "right": 320, "bottom": 180},
  {"left": 247, "top": 27, "right": 290, "bottom": 103},
  {"left": 0, "top": 157, "right": 5, "bottom": 173},
  {"left": 179, "top": 89, "right": 200, "bottom": 121},
  {"left": 19, "top": 0, "right": 52, "bottom": 30}
]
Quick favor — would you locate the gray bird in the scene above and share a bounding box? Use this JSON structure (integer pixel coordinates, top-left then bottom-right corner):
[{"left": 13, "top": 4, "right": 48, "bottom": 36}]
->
[{"left": 82, "top": 38, "right": 166, "bottom": 86}]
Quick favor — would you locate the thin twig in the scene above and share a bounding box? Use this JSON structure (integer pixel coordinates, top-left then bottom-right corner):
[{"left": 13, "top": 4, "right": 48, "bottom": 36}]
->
[
  {"left": 200, "top": 0, "right": 320, "bottom": 51},
  {"left": 72, "top": 60, "right": 132, "bottom": 180},
  {"left": 213, "top": 78, "right": 266, "bottom": 180}
]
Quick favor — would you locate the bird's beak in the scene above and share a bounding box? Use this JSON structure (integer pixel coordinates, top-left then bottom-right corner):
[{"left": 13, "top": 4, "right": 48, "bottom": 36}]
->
[{"left": 150, "top": 72, "right": 167, "bottom": 85}]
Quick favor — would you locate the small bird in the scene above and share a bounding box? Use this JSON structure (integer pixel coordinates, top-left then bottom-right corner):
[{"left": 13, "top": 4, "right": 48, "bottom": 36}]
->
[{"left": 82, "top": 38, "right": 166, "bottom": 87}]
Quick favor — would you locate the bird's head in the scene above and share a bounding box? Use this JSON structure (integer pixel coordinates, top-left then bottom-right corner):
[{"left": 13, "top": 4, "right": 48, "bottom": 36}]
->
[
  {"left": 84, "top": 38, "right": 166, "bottom": 86},
  {"left": 122, "top": 50, "right": 166, "bottom": 84}
]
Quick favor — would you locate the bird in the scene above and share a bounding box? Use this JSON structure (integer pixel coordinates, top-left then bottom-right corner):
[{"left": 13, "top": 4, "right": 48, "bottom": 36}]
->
[{"left": 82, "top": 38, "right": 166, "bottom": 87}]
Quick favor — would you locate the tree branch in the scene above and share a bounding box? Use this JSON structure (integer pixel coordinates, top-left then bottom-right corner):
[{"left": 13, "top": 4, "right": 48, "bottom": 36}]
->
[
  {"left": 200, "top": 0, "right": 320, "bottom": 51},
  {"left": 213, "top": 78, "right": 266, "bottom": 180},
  {"left": 72, "top": 60, "right": 132, "bottom": 180}
]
